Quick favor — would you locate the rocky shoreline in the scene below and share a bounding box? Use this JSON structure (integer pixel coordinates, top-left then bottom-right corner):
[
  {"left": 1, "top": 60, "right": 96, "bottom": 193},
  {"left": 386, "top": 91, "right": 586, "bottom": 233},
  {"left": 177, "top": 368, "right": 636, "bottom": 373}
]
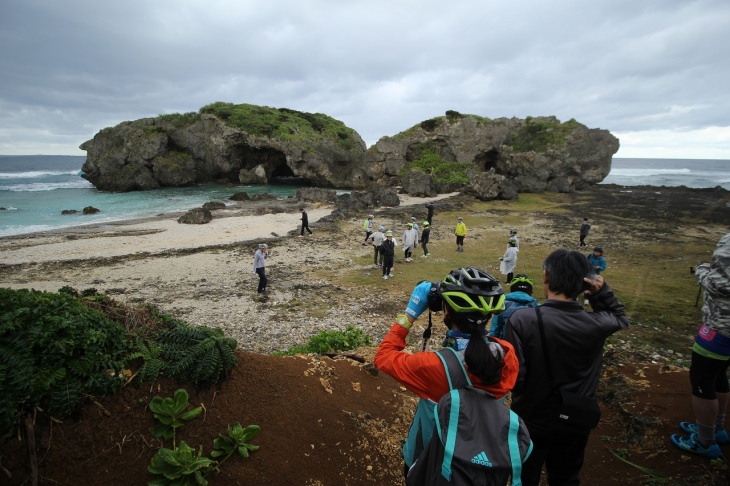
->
[{"left": 1, "top": 183, "right": 728, "bottom": 356}]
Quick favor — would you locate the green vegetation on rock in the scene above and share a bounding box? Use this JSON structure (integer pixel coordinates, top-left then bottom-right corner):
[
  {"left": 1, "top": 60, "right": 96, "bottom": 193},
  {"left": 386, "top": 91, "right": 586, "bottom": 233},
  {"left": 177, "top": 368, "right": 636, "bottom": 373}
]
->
[
  {"left": 158, "top": 112, "right": 202, "bottom": 129},
  {"left": 198, "top": 102, "right": 360, "bottom": 152},
  {"left": 510, "top": 117, "right": 579, "bottom": 152},
  {"left": 399, "top": 142, "right": 473, "bottom": 185}
]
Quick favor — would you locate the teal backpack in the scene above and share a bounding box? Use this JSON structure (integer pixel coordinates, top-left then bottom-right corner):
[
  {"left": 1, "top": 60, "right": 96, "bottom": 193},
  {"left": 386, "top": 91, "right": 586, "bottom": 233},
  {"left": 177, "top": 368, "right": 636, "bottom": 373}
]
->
[{"left": 404, "top": 348, "right": 532, "bottom": 485}]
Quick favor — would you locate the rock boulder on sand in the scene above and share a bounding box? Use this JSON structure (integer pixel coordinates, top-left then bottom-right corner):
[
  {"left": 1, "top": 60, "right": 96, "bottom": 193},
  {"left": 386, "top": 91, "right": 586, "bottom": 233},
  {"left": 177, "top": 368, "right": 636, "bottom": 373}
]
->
[{"left": 177, "top": 208, "right": 213, "bottom": 224}]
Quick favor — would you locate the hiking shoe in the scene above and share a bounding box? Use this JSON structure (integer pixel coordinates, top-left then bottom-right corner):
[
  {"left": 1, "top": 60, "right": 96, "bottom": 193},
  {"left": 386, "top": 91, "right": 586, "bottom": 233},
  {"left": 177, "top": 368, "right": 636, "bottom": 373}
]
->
[
  {"left": 671, "top": 433, "right": 722, "bottom": 458},
  {"left": 389, "top": 273, "right": 394, "bottom": 277},
  {"left": 420, "top": 255, "right": 427, "bottom": 258},
  {"left": 680, "top": 422, "right": 730, "bottom": 445},
  {"left": 382, "top": 275, "right": 388, "bottom": 280},
  {"left": 309, "top": 232, "right": 313, "bottom": 236},
  {"left": 298, "top": 235, "right": 303, "bottom": 237}
]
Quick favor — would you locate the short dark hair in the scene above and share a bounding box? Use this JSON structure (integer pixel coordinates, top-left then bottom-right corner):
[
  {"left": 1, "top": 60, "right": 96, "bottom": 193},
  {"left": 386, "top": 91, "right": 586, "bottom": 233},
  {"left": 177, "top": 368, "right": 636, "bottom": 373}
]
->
[
  {"left": 543, "top": 248, "right": 595, "bottom": 300},
  {"left": 583, "top": 217, "right": 588, "bottom": 221}
]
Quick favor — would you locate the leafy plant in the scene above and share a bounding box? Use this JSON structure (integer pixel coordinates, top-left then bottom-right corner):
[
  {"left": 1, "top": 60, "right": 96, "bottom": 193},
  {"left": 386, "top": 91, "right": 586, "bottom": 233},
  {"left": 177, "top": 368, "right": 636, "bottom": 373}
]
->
[
  {"left": 0, "top": 288, "right": 128, "bottom": 438},
  {"left": 158, "top": 323, "right": 238, "bottom": 387},
  {"left": 128, "top": 337, "right": 167, "bottom": 384},
  {"left": 399, "top": 147, "right": 472, "bottom": 185},
  {"left": 510, "top": 118, "right": 578, "bottom": 153},
  {"left": 150, "top": 389, "right": 202, "bottom": 443},
  {"left": 210, "top": 423, "right": 260, "bottom": 468},
  {"left": 274, "top": 325, "right": 371, "bottom": 356},
  {"left": 148, "top": 440, "right": 215, "bottom": 486}
]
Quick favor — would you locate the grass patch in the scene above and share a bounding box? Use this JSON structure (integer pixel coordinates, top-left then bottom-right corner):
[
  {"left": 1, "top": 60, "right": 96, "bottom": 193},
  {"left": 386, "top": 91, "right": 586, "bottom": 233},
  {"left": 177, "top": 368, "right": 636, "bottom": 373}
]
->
[
  {"left": 157, "top": 112, "right": 202, "bottom": 129},
  {"left": 399, "top": 143, "right": 473, "bottom": 185},
  {"left": 197, "top": 102, "right": 361, "bottom": 152},
  {"left": 510, "top": 118, "right": 579, "bottom": 153},
  {"left": 273, "top": 326, "right": 372, "bottom": 356}
]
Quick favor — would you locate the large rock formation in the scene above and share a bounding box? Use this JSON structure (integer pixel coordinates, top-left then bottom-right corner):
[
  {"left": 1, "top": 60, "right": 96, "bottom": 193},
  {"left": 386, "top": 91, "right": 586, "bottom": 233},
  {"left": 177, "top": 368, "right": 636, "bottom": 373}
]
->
[
  {"left": 361, "top": 112, "right": 619, "bottom": 198},
  {"left": 80, "top": 103, "right": 367, "bottom": 192},
  {"left": 79, "top": 105, "right": 618, "bottom": 199}
]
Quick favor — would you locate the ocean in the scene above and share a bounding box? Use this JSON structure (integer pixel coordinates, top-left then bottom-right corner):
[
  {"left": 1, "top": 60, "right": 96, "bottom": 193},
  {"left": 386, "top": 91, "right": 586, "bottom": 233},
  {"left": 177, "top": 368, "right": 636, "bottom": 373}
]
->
[{"left": 1, "top": 155, "right": 729, "bottom": 237}]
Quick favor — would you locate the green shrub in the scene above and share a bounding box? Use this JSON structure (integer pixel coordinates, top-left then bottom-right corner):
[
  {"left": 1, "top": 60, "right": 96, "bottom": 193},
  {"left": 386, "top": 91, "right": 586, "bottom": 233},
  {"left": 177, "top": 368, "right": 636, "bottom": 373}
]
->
[
  {"left": 399, "top": 148, "right": 472, "bottom": 185},
  {"left": 158, "top": 112, "right": 202, "bottom": 129},
  {"left": 158, "top": 323, "right": 238, "bottom": 386},
  {"left": 510, "top": 118, "right": 579, "bottom": 152},
  {"left": 197, "top": 102, "right": 360, "bottom": 152},
  {"left": 0, "top": 288, "right": 128, "bottom": 437},
  {"left": 274, "top": 325, "right": 371, "bottom": 356}
]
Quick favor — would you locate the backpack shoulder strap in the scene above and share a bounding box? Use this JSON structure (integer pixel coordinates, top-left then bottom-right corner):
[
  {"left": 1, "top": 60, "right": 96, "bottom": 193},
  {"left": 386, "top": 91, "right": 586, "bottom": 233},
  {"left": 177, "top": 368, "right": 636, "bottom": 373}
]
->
[
  {"left": 508, "top": 409, "right": 532, "bottom": 486},
  {"left": 436, "top": 347, "right": 472, "bottom": 390}
]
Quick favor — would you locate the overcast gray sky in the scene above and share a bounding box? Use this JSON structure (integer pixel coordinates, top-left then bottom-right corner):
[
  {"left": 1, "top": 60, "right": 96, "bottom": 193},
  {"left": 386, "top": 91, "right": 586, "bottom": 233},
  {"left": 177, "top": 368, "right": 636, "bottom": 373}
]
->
[{"left": 1, "top": 0, "right": 729, "bottom": 158}]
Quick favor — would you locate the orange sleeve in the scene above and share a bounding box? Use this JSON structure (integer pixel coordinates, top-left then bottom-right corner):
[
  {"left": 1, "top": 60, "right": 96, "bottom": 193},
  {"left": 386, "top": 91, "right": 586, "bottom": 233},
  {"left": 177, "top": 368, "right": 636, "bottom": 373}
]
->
[{"left": 374, "top": 324, "right": 519, "bottom": 401}]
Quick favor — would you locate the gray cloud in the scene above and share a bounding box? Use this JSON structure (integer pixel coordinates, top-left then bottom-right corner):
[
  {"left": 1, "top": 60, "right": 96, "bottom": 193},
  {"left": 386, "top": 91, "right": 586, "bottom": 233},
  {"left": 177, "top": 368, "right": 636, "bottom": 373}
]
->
[{"left": 1, "top": 0, "right": 729, "bottom": 155}]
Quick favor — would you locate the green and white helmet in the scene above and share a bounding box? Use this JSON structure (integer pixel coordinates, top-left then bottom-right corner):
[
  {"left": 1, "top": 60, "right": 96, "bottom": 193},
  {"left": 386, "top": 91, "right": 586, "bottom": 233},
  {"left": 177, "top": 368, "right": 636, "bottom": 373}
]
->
[{"left": 438, "top": 267, "right": 505, "bottom": 315}]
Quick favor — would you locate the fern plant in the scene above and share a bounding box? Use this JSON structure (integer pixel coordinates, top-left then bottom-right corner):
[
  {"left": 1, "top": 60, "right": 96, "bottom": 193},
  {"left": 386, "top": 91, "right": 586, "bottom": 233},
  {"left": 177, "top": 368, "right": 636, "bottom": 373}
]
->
[
  {"left": 128, "top": 336, "right": 167, "bottom": 384},
  {"left": 158, "top": 324, "right": 237, "bottom": 387},
  {"left": 0, "top": 288, "right": 128, "bottom": 438}
]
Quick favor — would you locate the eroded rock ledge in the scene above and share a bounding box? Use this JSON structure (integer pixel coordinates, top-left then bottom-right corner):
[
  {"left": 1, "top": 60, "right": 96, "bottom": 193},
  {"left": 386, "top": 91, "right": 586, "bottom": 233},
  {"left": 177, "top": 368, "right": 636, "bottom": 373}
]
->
[{"left": 80, "top": 105, "right": 619, "bottom": 199}]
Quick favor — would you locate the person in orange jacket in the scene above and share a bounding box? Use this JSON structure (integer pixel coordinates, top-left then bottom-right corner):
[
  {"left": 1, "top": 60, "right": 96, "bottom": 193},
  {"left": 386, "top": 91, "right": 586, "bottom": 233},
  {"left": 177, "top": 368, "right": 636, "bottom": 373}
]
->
[{"left": 374, "top": 267, "right": 519, "bottom": 475}]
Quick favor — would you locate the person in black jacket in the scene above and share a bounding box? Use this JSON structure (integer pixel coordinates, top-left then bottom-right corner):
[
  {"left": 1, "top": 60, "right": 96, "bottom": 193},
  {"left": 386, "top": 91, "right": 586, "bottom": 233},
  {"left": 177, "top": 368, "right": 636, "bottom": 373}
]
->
[
  {"left": 381, "top": 231, "right": 396, "bottom": 279},
  {"left": 420, "top": 221, "right": 430, "bottom": 258},
  {"left": 299, "top": 208, "right": 312, "bottom": 237},
  {"left": 425, "top": 202, "right": 434, "bottom": 225},
  {"left": 504, "top": 248, "right": 629, "bottom": 486}
]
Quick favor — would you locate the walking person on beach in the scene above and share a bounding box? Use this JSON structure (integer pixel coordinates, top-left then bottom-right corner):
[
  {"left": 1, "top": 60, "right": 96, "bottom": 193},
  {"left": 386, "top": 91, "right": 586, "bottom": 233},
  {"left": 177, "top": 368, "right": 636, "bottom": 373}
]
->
[
  {"left": 425, "top": 202, "right": 434, "bottom": 225},
  {"left": 369, "top": 226, "right": 385, "bottom": 267},
  {"left": 402, "top": 223, "right": 417, "bottom": 262},
  {"left": 455, "top": 216, "right": 467, "bottom": 252},
  {"left": 671, "top": 232, "right": 730, "bottom": 459},
  {"left": 504, "top": 249, "right": 629, "bottom": 485},
  {"left": 253, "top": 244, "right": 269, "bottom": 294},
  {"left": 381, "top": 231, "right": 397, "bottom": 279},
  {"left": 420, "top": 221, "right": 430, "bottom": 258},
  {"left": 299, "top": 208, "right": 312, "bottom": 237},
  {"left": 579, "top": 218, "right": 591, "bottom": 248},
  {"left": 362, "top": 214, "right": 374, "bottom": 246},
  {"left": 500, "top": 239, "right": 518, "bottom": 284}
]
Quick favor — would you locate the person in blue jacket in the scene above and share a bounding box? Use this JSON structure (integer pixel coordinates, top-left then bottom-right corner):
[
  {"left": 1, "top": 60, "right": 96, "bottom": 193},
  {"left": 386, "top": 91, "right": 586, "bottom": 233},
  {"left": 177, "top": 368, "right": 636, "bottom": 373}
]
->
[
  {"left": 489, "top": 274, "right": 539, "bottom": 339},
  {"left": 587, "top": 247, "right": 607, "bottom": 275}
]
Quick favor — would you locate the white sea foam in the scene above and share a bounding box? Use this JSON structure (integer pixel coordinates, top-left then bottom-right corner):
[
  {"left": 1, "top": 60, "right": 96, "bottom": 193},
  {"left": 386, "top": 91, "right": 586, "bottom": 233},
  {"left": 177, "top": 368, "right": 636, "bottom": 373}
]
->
[
  {"left": 1, "top": 180, "right": 94, "bottom": 192},
  {"left": 609, "top": 168, "right": 692, "bottom": 177},
  {"left": 0, "top": 170, "right": 81, "bottom": 179}
]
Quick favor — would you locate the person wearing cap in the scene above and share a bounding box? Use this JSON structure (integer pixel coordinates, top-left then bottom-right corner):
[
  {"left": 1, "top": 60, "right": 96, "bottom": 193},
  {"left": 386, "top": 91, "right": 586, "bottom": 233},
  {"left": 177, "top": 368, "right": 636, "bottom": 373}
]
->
[
  {"left": 253, "top": 244, "right": 269, "bottom": 294},
  {"left": 402, "top": 223, "right": 418, "bottom": 263},
  {"left": 455, "top": 216, "right": 467, "bottom": 252},
  {"left": 299, "top": 208, "right": 313, "bottom": 237},
  {"left": 510, "top": 229, "right": 520, "bottom": 252},
  {"left": 500, "top": 239, "right": 519, "bottom": 284},
  {"left": 368, "top": 226, "right": 386, "bottom": 267},
  {"left": 410, "top": 217, "right": 419, "bottom": 240},
  {"left": 381, "top": 231, "right": 397, "bottom": 279},
  {"left": 420, "top": 221, "right": 430, "bottom": 258},
  {"left": 586, "top": 247, "right": 606, "bottom": 275},
  {"left": 362, "top": 214, "right": 374, "bottom": 246},
  {"left": 489, "top": 274, "right": 539, "bottom": 339}
]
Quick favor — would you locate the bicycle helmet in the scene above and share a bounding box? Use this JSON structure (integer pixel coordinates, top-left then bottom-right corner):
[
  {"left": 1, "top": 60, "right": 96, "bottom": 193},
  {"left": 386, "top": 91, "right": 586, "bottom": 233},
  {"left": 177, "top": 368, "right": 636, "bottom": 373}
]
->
[
  {"left": 510, "top": 229, "right": 517, "bottom": 235},
  {"left": 509, "top": 274, "right": 533, "bottom": 294},
  {"left": 437, "top": 267, "right": 505, "bottom": 315},
  {"left": 407, "top": 222, "right": 413, "bottom": 227},
  {"left": 423, "top": 221, "right": 429, "bottom": 226},
  {"left": 385, "top": 231, "right": 393, "bottom": 237},
  {"left": 378, "top": 226, "right": 384, "bottom": 231}
]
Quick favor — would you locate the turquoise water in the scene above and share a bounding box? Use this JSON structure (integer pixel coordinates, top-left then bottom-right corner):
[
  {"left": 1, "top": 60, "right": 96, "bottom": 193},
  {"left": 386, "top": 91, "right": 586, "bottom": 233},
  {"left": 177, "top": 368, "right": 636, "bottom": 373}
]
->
[
  {"left": 0, "top": 156, "right": 304, "bottom": 236},
  {"left": 2, "top": 155, "right": 729, "bottom": 237}
]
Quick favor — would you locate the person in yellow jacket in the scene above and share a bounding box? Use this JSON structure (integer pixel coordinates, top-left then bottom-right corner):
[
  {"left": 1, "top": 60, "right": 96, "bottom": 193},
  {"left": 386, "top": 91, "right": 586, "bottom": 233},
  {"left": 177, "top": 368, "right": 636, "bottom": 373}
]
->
[{"left": 455, "top": 216, "right": 467, "bottom": 252}]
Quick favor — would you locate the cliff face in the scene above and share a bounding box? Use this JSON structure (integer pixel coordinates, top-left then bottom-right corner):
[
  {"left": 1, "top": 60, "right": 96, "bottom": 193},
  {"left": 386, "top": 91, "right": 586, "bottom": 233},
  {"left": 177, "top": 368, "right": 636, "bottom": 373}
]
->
[
  {"left": 80, "top": 105, "right": 367, "bottom": 192},
  {"left": 360, "top": 113, "right": 619, "bottom": 196},
  {"left": 80, "top": 106, "right": 618, "bottom": 196}
]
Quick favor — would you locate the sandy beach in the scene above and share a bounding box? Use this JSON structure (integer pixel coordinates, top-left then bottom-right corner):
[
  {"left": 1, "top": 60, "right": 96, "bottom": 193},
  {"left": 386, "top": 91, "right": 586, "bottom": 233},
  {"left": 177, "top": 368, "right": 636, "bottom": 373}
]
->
[{"left": 0, "top": 192, "right": 459, "bottom": 353}]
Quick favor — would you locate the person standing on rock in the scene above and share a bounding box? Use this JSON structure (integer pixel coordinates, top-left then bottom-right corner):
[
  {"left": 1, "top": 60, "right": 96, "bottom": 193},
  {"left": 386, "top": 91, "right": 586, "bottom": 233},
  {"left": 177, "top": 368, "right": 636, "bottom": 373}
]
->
[
  {"left": 504, "top": 249, "right": 629, "bottom": 485},
  {"left": 579, "top": 218, "right": 591, "bottom": 248},
  {"left": 425, "top": 202, "right": 435, "bottom": 225},
  {"left": 253, "top": 244, "right": 269, "bottom": 294},
  {"left": 500, "top": 240, "right": 518, "bottom": 284},
  {"left": 369, "top": 226, "right": 385, "bottom": 267},
  {"left": 362, "top": 214, "right": 374, "bottom": 246},
  {"left": 299, "top": 208, "right": 313, "bottom": 237},
  {"left": 671, "top": 233, "right": 730, "bottom": 459},
  {"left": 455, "top": 216, "right": 467, "bottom": 252},
  {"left": 420, "top": 221, "right": 430, "bottom": 258},
  {"left": 381, "top": 231, "right": 397, "bottom": 279},
  {"left": 402, "top": 223, "right": 417, "bottom": 262}
]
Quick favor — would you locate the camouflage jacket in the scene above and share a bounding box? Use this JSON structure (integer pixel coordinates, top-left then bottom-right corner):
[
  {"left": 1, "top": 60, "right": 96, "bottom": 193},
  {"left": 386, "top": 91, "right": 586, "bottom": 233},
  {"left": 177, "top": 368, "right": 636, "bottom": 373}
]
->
[{"left": 696, "top": 232, "right": 730, "bottom": 338}]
